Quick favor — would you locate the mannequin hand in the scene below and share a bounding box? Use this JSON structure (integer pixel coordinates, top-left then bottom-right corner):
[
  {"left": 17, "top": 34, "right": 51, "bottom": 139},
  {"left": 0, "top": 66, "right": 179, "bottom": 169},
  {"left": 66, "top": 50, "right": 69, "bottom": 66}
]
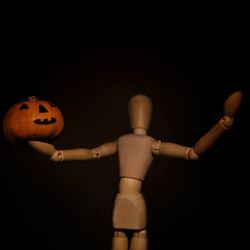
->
[
  {"left": 223, "top": 91, "right": 243, "bottom": 117},
  {"left": 28, "top": 140, "right": 56, "bottom": 156}
]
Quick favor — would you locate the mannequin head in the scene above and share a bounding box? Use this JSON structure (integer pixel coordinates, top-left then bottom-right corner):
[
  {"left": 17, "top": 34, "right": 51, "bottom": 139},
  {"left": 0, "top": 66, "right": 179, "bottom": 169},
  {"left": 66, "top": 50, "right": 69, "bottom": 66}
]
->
[{"left": 128, "top": 94, "right": 152, "bottom": 135}]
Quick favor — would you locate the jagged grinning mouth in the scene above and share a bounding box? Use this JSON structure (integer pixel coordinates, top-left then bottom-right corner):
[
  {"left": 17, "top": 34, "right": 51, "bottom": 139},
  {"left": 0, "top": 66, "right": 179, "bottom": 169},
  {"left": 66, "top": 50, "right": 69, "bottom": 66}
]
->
[{"left": 34, "top": 117, "right": 57, "bottom": 125}]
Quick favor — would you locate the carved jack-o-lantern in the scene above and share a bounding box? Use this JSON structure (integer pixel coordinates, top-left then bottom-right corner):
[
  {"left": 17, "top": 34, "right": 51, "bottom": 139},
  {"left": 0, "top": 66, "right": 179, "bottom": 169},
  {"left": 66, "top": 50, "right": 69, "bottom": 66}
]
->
[{"left": 2, "top": 96, "right": 64, "bottom": 143}]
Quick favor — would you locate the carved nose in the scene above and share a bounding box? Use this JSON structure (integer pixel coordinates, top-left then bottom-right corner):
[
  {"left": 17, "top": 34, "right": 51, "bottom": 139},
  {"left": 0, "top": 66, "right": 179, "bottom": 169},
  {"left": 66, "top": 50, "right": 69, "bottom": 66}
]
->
[{"left": 39, "top": 105, "right": 48, "bottom": 113}]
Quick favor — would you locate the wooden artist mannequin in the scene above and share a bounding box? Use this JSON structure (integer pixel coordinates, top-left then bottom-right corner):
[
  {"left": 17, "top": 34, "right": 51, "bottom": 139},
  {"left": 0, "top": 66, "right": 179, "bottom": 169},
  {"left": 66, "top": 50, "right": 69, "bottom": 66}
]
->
[{"left": 28, "top": 92, "right": 242, "bottom": 250}]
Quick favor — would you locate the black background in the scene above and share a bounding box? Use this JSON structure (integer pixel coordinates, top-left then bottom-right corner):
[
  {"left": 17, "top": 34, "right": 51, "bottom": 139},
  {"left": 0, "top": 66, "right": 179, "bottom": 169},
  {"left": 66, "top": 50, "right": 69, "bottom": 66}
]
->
[{"left": 0, "top": 28, "right": 248, "bottom": 249}]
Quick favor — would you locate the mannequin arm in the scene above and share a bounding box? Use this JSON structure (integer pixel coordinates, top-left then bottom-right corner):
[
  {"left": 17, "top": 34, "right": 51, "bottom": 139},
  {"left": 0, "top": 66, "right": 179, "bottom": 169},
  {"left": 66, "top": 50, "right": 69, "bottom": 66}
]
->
[
  {"left": 28, "top": 140, "right": 118, "bottom": 162},
  {"left": 192, "top": 116, "right": 232, "bottom": 155},
  {"left": 193, "top": 91, "right": 242, "bottom": 156},
  {"left": 152, "top": 141, "right": 199, "bottom": 160},
  {"left": 151, "top": 116, "right": 233, "bottom": 160},
  {"left": 152, "top": 91, "right": 242, "bottom": 160}
]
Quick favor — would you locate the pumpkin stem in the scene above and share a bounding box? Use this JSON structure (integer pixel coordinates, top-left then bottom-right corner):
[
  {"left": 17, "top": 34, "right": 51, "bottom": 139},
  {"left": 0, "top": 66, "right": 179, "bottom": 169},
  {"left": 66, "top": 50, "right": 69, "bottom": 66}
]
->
[{"left": 27, "top": 96, "right": 38, "bottom": 101}]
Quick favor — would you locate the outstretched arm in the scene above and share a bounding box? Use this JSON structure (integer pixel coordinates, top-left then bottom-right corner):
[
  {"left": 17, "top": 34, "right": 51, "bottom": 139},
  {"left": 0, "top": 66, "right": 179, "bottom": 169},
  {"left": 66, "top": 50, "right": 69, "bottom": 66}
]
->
[
  {"left": 152, "top": 91, "right": 242, "bottom": 160},
  {"left": 28, "top": 140, "right": 118, "bottom": 162},
  {"left": 152, "top": 140, "right": 199, "bottom": 160}
]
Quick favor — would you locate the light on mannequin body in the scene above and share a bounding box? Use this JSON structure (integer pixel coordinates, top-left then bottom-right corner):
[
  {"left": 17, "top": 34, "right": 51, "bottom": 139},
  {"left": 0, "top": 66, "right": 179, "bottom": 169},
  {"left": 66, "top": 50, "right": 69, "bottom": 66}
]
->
[{"left": 27, "top": 91, "right": 242, "bottom": 250}]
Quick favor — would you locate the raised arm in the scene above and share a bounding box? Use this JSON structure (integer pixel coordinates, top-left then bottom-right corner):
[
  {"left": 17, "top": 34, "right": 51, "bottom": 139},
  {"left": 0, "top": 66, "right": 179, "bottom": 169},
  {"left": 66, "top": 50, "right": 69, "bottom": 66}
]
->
[
  {"left": 193, "top": 91, "right": 242, "bottom": 155},
  {"left": 28, "top": 140, "right": 118, "bottom": 162},
  {"left": 152, "top": 91, "right": 242, "bottom": 160}
]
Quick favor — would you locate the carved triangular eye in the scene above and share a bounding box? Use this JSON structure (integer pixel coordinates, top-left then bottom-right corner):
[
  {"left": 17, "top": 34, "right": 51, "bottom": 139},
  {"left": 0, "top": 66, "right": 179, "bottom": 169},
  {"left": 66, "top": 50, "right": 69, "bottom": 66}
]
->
[
  {"left": 39, "top": 105, "right": 48, "bottom": 113},
  {"left": 19, "top": 103, "right": 29, "bottom": 110}
]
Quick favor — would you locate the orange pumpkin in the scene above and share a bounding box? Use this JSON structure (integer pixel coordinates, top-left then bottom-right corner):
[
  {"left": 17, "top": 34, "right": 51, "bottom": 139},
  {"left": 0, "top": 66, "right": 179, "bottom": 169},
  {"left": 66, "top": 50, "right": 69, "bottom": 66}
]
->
[{"left": 2, "top": 96, "right": 64, "bottom": 143}]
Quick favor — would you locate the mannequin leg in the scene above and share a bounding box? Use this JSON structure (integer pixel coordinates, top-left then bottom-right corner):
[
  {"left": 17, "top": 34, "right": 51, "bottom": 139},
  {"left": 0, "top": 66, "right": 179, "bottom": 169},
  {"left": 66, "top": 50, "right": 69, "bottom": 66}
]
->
[
  {"left": 112, "top": 230, "right": 128, "bottom": 250},
  {"left": 130, "top": 229, "right": 148, "bottom": 250}
]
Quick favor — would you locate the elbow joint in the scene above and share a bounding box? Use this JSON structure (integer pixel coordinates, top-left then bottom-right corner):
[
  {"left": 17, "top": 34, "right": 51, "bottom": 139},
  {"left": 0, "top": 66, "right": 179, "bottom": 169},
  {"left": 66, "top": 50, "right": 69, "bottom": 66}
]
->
[{"left": 186, "top": 148, "right": 199, "bottom": 160}]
